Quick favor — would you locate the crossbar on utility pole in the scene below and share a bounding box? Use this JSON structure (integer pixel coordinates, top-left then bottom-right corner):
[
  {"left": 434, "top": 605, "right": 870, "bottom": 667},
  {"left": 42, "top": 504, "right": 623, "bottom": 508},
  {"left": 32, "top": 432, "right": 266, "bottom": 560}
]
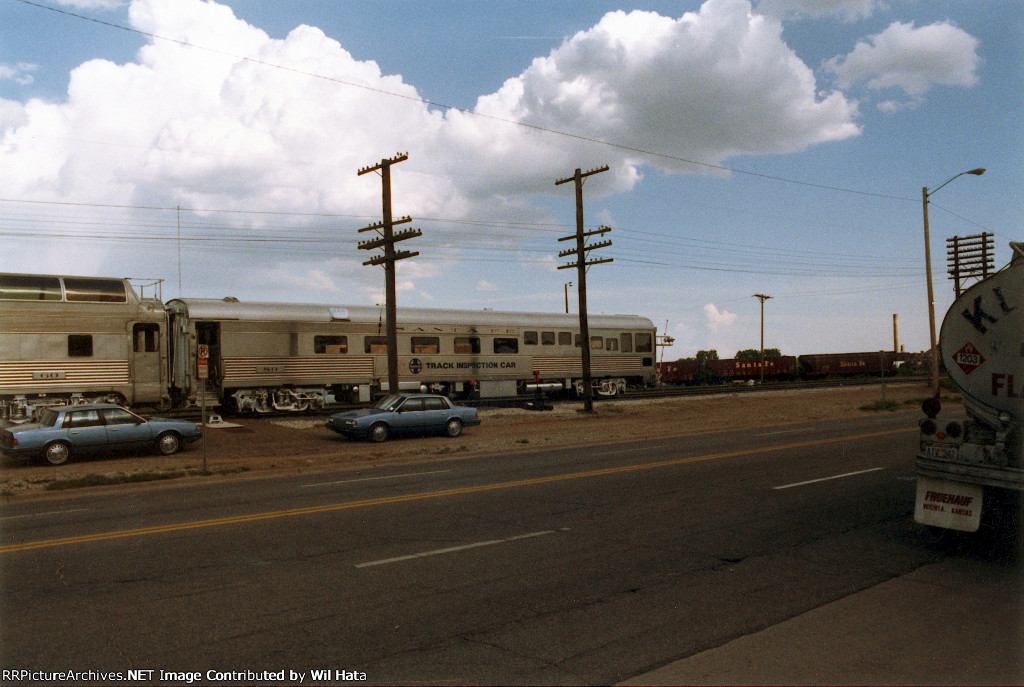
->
[
  {"left": 357, "top": 152, "right": 421, "bottom": 396},
  {"left": 556, "top": 165, "right": 611, "bottom": 413}
]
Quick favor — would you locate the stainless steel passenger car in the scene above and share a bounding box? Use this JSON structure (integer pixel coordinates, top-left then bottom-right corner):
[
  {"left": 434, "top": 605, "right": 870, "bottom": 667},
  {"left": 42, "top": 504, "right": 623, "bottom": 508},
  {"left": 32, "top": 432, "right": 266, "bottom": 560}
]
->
[
  {"left": 166, "top": 298, "right": 658, "bottom": 412},
  {"left": 0, "top": 273, "right": 169, "bottom": 421}
]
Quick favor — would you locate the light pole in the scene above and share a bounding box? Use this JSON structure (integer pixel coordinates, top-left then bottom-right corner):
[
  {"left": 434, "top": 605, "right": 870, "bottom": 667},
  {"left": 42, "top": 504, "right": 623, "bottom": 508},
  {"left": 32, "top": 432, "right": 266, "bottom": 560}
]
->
[
  {"left": 922, "top": 167, "right": 985, "bottom": 396},
  {"left": 564, "top": 282, "right": 573, "bottom": 313},
  {"left": 752, "top": 294, "right": 772, "bottom": 384}
]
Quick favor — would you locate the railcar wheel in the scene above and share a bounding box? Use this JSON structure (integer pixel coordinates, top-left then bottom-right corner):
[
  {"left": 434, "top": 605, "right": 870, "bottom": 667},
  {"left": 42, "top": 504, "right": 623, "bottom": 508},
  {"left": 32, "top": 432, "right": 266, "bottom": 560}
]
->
[
  {"left": 369, "top": 423, "right": 389, "bottom": 443},
  {"left": 444, "top": 418, "right": 463, "bottom": 438},
  {"left": 156, "top": 432, "right": 181, "bottom": 455},
  {"left": 43, "top": 441, "right": 72, "bottom": 466}
]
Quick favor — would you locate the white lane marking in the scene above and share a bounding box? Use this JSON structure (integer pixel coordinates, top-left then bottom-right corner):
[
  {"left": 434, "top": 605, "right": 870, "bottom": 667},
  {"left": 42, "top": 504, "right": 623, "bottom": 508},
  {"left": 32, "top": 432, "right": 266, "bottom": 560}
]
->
[
  {"left": 0, "top": 508, "right": 91, "bottom": 521},
  {"left": 773, "top": 467, "right": 884, "bottom": 490},
  {"left": 302, "top": 469, "right": 450, "bottom": 488},
  {"left": 355, "top": 529, "right": 565, "bottom": 568},
  {"left": 757, "top": 429, "right": 806, "bottom": 436}
]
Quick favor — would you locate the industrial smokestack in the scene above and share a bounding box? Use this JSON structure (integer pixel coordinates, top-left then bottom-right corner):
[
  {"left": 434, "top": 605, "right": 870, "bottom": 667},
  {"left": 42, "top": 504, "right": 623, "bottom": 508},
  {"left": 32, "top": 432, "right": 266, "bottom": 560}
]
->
[{"left": 893, "top": 314, "right": 900, "bottom": 353}]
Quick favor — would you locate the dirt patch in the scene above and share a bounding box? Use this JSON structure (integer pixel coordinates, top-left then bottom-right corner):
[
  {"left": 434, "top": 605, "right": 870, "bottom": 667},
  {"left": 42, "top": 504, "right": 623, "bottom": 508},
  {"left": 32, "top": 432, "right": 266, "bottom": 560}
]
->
[{"left": 0, "top": 384, "right": 931, "bottom": 497}]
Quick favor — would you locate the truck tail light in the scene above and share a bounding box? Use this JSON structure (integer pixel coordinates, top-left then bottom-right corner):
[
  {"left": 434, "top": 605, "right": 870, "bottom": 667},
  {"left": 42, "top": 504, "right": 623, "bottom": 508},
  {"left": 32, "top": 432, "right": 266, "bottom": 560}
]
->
[
  {"left": 920, "top": 419, "right": 937, "bottom": 435},
  {"left": 945, "top": 421, "right": 963, "bottom": 439}
]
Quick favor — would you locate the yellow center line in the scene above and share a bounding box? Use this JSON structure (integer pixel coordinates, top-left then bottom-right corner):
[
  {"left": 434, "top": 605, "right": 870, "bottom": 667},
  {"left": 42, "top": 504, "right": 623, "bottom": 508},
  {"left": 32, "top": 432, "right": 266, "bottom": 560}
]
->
[{"left": 1, "top": 427, "right": 913, "bottom": 554}]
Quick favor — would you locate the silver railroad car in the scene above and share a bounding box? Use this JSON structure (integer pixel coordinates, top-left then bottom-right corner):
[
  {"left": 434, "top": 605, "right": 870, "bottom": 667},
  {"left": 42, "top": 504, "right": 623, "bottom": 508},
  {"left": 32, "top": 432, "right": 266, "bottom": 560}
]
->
[
  {"left": 0, "top": 273, "right": 169, "bottom": 421},
  {"left": 166, "top": 298, "right": 657, "bottom": 412}
]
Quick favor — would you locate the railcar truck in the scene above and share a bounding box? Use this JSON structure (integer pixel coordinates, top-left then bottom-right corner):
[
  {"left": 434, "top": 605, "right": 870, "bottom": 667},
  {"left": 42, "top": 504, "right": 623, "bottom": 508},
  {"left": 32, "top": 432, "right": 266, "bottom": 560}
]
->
[{"left": 915, "top": 242, "right": 1023, "bottom": 533}]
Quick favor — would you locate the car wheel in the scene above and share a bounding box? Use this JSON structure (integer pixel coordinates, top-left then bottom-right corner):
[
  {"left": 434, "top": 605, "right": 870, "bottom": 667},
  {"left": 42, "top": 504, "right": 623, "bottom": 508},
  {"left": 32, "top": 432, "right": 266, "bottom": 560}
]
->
[
  {"left": 369, "top": 422, "right": 389, "bottom": 443},
  {"left": 156, "top": 432, "right": 181, "bottom": 455},
  {"left": 43, "top": 441, "right": 72, "bottom": 466},
  {"left": 445, "top": 418, "right": 463, "bottom": 438}
]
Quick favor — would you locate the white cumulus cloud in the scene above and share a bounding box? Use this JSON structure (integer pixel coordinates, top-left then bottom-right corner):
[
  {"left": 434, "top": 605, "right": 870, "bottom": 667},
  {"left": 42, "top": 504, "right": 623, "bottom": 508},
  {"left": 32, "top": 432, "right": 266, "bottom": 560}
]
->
[
  {"left": 825, "top": 20, "right": 980, "bottom": 104},
  {"left": 703, "top": 303, "right": 737, "bottom": 331},
  {"left": 0, "top": 0, "right": 863, "bottom": 299}
]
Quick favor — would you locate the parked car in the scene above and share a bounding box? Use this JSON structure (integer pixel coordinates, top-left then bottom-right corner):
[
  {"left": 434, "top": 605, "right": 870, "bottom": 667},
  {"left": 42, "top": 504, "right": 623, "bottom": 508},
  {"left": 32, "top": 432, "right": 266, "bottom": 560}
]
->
[
  {"left": 0, "top": 404, "right": 202, "bottom": 466},
  {"left": 327, "top": 393, "right": 480, "bottom": 442}
]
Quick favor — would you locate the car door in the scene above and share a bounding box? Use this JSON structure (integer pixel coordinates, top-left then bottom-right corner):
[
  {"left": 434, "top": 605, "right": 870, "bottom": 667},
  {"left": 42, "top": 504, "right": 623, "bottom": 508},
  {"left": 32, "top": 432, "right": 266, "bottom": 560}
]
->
[
  {"left": 421, "top": 396, "right": 449, "bottom": 431},
  {"left": 62, "top": 409, "right": 107, "bottom": 453},
  {"left": 100, "top": 407, "right": 151, "bottom": 449},
  {"left": 393, "top": 397, "right": 425, "bottom": 433}
]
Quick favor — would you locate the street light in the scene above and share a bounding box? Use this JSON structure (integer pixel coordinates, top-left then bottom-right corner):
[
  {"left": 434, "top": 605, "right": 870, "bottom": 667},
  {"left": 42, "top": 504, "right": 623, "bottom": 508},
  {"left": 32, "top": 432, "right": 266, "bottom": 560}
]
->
[
  {"left": 922, "top": 167, "right": 985, "bottom": 395},
  {"left": 564, "top": 281, "right": 573, "bottom": 313}
]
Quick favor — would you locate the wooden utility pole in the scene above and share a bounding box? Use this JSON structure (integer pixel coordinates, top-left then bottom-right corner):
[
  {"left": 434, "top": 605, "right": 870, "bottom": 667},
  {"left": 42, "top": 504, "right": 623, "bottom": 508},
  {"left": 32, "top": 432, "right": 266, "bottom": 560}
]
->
[
  {"left": 556, "top": 165, "right": 611, "bottom": 413},
  {"left": 752, "top": 294, "right": 772, "bottom": 384},
  {"left": 357, "top": 152, "right": 421, "bottom": 396}
]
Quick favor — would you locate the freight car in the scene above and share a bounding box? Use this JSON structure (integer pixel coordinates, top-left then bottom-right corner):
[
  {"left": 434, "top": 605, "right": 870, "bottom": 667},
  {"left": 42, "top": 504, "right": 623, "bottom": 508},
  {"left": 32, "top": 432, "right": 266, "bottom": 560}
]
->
[
  {"left": 709, "top": 356, "right": 798, "bottom": 382},
  {"left": 0, "top": 272, "right": 658, "bottom": 420},
  {"left": 797, "top": 351, "right": 925, "bottom": 378},
  {"left": 658, "top": 352, "right": 924, "bottom": 386},
  {"left": 657, "top": 356, "right": 797, "bottom": 385}
]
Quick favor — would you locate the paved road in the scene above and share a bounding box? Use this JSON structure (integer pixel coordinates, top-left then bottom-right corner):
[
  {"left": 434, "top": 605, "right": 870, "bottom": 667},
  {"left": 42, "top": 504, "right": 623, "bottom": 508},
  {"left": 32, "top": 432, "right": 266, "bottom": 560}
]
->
[{"left": 1, "top": 412, "right": 1019, "bottom": 684}]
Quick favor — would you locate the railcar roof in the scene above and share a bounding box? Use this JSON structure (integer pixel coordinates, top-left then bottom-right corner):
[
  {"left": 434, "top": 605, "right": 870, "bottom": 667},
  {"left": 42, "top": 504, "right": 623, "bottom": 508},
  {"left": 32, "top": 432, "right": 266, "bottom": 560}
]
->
[{"left": 166, "top": 298, "right": 654, "bottom": 330}]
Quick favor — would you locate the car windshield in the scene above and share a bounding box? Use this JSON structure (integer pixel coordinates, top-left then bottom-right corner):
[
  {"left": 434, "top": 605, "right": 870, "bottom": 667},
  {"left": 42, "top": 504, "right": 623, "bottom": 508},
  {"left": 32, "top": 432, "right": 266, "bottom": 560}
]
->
[
  {"left": 372, "top": 395, "right": 404, "bottom": 411},
  {"left": 38, "top": 409, "right": 59, "bottom": 427}
]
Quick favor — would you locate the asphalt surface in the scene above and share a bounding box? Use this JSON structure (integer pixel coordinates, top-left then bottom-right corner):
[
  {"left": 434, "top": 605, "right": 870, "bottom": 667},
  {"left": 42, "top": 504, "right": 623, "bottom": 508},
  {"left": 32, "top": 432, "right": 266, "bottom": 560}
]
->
[{"left": 2, "top": 411, "right": 1021, "bottom": 685}]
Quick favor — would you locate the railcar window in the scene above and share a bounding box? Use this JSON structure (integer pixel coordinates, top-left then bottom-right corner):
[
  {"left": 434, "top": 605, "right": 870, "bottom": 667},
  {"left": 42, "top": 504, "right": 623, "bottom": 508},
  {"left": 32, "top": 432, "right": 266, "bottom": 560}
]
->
[
  {"left": 541, "top": 331, "right": 555, "bottom": 345},
  {"left": 364, "top": 336, "right": 388, "bottom": 354},
  {"left": 606, "top": 337, "right": 618, "bottom": 351},
  {"left": 524, "top": 331, "right": 538, "bottom": 346},
  {"left": 63, "top": 277, "right": 127, "bottom": 303},
  {"left": 0, "top": 275, "right": 62, "bottom": 301},
  {"left": 493, "top": 337, "right": 519, "bottom": 354},
  {"left": 454, "top": 337, "right": 480, "bottom": 354},
  {"left": 68, "top": 335, "right": 93, "bottom": 357},
  {"left": 315, "top": 335, "right": 348, "bottom": 354},
  {"left": 591, "top": 336, "right": 604, "bottom": 350},
  {"left": 133, "top": 323, "right": 159, "bottom": 353},
  {"left": 412, "top": 336, "right": 440, "bottom": 354},
  {"left": 574, "top": 334, "right": 582, "bottom": 347},
  {"left": 621, "top": 333, "right": 633, "bottom": 353},
  {"left": 558, "top": 332, "right": 572, "bottom": 346},
  {"left": 635, "top": 333, "right": 653, "bottom": 353}
]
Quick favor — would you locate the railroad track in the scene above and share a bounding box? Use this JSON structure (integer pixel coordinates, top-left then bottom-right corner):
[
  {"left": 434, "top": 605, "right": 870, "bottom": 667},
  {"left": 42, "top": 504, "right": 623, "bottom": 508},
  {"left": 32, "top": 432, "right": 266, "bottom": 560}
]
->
[{"left": 155, "top": 375, "right": 928, "bottom": 422}]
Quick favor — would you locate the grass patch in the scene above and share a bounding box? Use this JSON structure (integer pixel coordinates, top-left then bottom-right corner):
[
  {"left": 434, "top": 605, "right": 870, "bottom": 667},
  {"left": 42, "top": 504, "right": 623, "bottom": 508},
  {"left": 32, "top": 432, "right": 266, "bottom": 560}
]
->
[
  {"left": 859, "top": 400, "right": 903, "bottom": 412},
  {"left": 43, "top": 465, "right": 250, "bottom": 491}
]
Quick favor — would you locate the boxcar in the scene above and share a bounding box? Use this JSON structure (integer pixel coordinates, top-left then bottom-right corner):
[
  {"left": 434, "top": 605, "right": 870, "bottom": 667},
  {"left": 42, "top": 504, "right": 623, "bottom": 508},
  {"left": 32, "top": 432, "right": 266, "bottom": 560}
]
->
[
  {"left": 0, "top": 273, "right": 169, "bottom": 421},
  {"left": 166, "top": 299, "right": 658, "bottom": 412}
]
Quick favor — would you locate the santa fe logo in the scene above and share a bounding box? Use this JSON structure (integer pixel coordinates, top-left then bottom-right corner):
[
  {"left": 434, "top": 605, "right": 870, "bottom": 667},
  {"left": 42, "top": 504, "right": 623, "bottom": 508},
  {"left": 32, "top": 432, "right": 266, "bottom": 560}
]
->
[{"left": 952, "top": 342, "right": 985, "bottom": 375}]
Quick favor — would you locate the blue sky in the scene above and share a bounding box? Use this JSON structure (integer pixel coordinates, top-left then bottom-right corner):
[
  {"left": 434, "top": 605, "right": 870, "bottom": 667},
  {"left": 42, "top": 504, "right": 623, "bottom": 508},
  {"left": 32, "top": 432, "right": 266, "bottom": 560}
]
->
[{"left": 1, "top": 0, "right": 1020, "bottom": 361}]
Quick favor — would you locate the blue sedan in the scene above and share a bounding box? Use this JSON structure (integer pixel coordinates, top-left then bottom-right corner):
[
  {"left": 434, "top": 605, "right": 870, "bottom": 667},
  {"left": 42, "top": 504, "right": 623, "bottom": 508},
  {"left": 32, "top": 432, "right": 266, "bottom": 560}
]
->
[
  {"left": 0, "top": 404, "right": 203, "bottom": 466},
  {"left": 327, "top": 393, "right": 480, "bottom": 442}
]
